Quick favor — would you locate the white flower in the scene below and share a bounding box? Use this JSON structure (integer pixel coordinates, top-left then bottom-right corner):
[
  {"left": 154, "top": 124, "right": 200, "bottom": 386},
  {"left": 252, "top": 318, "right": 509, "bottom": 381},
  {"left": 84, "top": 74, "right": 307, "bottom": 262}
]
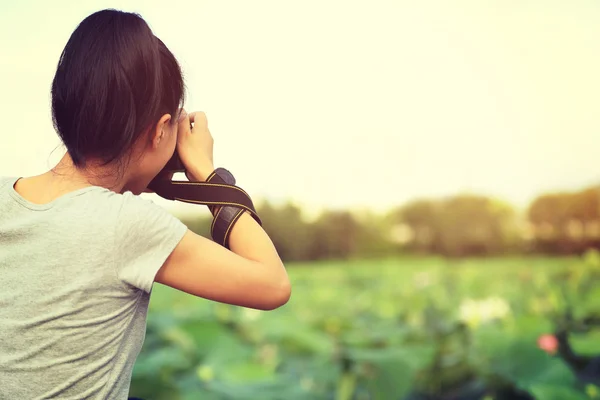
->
[{"left": 458, "top": 296, "right": 511, "bottom": 328}]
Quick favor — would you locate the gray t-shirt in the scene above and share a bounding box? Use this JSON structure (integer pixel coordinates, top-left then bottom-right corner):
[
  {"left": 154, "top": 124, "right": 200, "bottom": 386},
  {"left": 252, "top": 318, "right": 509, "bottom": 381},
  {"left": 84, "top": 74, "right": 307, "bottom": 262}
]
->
[{"left": 0, "top": 176, "right": 188, "bottom": 399}]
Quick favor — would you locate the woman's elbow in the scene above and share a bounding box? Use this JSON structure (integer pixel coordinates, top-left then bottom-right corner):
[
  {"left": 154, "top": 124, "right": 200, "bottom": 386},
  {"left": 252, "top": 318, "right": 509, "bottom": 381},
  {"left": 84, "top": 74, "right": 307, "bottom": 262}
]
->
[{"left": 259, "top": 276, "right": 292, "bottom": 311}]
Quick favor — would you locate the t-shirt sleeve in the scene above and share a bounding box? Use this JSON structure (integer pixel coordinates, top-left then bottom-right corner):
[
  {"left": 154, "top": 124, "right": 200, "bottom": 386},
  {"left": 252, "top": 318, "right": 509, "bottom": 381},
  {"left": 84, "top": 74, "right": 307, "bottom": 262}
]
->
[{"left": 114, "top": 192, "right": 188, "bottom": 293}]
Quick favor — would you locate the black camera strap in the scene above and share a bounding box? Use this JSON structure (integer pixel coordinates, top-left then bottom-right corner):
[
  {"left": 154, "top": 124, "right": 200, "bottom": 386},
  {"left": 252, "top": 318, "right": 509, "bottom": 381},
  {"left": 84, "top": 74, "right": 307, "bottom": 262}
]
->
[
  {"left": 146, "top": 152, "right": 262, "bottom": 248},
  {"left": 148, "top": 179, "right": 262, "bottom": 226}
]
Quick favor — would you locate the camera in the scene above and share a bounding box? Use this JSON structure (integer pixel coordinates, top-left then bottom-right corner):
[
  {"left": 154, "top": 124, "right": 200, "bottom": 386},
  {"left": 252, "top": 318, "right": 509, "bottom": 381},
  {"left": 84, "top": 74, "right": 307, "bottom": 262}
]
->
[{"left": 161, "top": 152, "right": 185, "bottom": 174}]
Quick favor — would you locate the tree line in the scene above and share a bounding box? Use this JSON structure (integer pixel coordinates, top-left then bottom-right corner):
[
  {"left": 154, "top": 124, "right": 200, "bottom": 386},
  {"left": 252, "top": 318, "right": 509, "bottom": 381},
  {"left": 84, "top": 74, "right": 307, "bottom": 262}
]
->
[{"left": 178, "top": 185, "right": 600, "bottom": 261}]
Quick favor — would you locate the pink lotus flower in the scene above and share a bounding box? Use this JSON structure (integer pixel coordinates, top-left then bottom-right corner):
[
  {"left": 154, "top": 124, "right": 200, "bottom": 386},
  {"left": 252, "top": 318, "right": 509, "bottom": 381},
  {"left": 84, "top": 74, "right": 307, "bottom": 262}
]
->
[{"left": 537, "top": 334, "right": 559, "bottom": 354}]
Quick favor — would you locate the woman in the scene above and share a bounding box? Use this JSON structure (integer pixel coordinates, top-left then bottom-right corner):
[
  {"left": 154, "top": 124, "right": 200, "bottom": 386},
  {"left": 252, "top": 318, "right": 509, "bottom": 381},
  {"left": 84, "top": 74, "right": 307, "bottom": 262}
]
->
[{"left": 0, "top": 9, "right": 290, "bottom": 399}]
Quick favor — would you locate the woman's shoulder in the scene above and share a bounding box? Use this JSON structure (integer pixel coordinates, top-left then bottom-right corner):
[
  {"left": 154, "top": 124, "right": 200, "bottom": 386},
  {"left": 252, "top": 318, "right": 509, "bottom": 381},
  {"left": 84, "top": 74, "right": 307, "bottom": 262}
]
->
[
  {"left": 108, "top": 191, "right": 186, "bottom": 240},
  {"left": 109, "top": 190, "right": 176, "bottom": 220},
  {"left": 83, "top": 186, "right": 166, "bottom": 212}
]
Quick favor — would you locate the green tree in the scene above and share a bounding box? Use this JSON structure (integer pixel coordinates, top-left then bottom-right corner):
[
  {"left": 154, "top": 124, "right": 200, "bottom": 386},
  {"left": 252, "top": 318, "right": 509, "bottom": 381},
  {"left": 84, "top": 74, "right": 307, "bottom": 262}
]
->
[
  {"left": 396, "top": 195, "right": 518, "bottom": 257},
  {"left": 394, "top": 199, "right": 440, "bottom": 254},
  {"left": 308, "top": 210, "right": 361, "bottom": 260},
  {"left": 257, "top": 201, "right": 313, "bottom": 262},
  {"left": 528, "top": 187, "right": 600, "bottom": 254}
]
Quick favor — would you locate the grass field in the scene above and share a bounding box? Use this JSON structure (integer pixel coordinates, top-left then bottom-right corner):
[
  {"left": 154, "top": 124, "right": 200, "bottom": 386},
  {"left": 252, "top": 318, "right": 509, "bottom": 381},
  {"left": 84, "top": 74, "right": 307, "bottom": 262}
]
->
[{"left": 129, "top": 254, "right": 600, "bottom": 400}]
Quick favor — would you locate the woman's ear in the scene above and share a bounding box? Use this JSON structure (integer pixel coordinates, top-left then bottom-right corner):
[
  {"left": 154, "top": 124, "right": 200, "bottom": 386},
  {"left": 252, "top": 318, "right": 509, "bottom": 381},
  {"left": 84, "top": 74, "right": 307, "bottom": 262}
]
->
[{"left": 152, "top": 113, "right": 172, "bottom": 148}]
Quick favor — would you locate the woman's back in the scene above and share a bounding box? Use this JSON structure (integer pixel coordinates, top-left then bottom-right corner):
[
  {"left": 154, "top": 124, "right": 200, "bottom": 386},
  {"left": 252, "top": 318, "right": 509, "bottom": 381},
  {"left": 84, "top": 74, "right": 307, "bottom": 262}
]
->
[
  {"left": 1, "top": 8, "right": 290, "bottom": 398},
  {"left": 0, "top": 176, "right": 187, "bottom": 398}
]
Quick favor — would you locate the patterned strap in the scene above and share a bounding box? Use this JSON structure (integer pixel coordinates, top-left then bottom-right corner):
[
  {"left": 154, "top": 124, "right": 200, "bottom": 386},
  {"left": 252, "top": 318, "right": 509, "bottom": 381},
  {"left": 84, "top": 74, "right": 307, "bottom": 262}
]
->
[
  {"left": 147, "top": 171, "right": 261, "bottom": 249},
  {"left": 205, "top": 170, "right": 247, "bottom": 249}
]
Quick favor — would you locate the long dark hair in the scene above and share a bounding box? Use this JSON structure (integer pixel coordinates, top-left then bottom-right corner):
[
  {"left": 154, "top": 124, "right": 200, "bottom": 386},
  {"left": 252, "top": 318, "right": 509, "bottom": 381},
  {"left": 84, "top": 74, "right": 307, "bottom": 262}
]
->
[{"left": 50, "top": 9, "right": 185, "bottom": 169}]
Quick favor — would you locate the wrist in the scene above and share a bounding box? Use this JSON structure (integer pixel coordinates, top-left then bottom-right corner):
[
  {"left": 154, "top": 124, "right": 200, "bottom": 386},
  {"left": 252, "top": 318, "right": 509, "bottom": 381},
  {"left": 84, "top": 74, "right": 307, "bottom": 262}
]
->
[{"left": 187, "top": 163, "right": 215, "bottom": 182}]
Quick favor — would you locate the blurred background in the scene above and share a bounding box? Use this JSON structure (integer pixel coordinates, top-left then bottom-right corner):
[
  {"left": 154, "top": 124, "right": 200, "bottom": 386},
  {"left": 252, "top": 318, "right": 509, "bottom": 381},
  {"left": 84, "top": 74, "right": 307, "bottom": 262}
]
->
[{"left": 2, "top": 0, "right": 600, "bottom": 399}]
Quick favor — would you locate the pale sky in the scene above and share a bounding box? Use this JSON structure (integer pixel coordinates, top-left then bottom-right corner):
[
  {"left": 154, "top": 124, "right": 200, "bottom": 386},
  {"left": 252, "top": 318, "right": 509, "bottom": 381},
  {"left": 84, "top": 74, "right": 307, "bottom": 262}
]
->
[{"left": 1, "top": 0, "right": 598, "bottom": 215}]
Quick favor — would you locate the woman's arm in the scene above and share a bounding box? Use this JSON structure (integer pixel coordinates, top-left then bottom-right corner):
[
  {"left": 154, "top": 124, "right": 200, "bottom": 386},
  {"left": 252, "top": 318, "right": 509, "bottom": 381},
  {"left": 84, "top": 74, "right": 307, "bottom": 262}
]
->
[
  {"left": 154, "top": 111, "right": 291, "bottom": 310},
  {"left": 154, "top": 212, "right": 290, "bottom": 311}
]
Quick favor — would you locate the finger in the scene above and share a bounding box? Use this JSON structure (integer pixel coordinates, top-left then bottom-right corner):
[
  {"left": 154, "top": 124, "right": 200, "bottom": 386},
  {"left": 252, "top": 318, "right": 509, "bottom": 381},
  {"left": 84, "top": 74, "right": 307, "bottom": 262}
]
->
[
  {"left": 177, "top": 110, "right": 191, "bottom": 135},
  {"left": 188, "top": 111, "right": 207, "bottom": 127}
]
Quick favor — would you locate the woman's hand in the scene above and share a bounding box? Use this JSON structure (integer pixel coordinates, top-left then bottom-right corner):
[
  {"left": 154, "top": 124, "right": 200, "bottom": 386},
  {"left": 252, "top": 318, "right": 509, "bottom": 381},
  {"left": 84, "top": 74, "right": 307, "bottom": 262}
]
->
[{"left": 176, "top": 110, "right": 215, "bottom": 182}]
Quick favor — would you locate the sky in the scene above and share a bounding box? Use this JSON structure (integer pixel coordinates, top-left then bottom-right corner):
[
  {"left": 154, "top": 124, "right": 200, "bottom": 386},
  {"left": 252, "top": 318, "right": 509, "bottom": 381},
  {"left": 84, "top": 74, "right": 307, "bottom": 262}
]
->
[{"left": 1, "top": 0, "right": 598, "bottom": 216}]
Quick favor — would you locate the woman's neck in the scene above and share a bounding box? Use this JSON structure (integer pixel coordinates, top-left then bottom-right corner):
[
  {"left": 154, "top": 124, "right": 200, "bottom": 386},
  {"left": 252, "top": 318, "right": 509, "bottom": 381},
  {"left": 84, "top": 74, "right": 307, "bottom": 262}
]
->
[
  {"left": 54, "top": 154, "right": 124, "bottom": 186},
  {"left": 15, "top": 153, "right": 134, "bottom": 204}
]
